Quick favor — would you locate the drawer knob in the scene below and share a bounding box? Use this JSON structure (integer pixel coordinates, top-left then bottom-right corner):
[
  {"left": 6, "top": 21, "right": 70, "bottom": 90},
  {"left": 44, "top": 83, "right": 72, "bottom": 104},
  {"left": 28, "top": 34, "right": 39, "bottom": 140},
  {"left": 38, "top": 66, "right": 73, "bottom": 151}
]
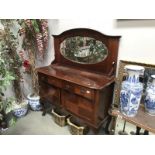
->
[
  {"left": 86, "top": 90, "right": 90, "bottom": 94},
  {"left": 80, "top": 89, "right": 90, "bottom": 94}
]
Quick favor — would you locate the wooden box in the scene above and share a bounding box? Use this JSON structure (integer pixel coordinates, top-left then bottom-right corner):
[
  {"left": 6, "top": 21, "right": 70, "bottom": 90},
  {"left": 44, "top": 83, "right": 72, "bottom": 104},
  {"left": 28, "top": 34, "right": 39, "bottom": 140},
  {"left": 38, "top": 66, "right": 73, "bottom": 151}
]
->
[
  {"left": 67, "top": 116, "right": 89, "bottom": 135},
  {"left": 51, "top": 108, "right": 70, "bottom": 127}
]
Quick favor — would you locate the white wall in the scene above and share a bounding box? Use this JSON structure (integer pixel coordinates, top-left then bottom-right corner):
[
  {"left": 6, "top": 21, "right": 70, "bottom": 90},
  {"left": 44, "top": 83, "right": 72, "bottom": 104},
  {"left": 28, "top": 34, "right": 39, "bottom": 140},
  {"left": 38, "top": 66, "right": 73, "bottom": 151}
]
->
[
  {"left": 48, "top": 19, "right": 155, "bottom": 66},
  {"left": 116, "top": 20, "right": 155, "bottom": 64}
]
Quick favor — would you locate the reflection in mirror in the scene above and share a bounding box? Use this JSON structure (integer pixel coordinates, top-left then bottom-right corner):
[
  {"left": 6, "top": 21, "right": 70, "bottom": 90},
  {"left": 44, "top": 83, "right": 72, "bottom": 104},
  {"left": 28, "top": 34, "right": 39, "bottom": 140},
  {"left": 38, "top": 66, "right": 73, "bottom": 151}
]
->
[{"left": 60, "top": 36, "right": 108, "bottom": 64}]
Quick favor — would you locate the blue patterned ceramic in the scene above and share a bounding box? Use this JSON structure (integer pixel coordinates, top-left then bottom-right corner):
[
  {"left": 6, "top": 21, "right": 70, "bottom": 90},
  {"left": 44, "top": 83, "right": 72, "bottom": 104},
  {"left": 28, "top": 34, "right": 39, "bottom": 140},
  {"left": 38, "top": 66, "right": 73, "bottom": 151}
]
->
[
  {"left": 144, "top": 75, "right": 155, "bottom": 115},
  {"left": 13, "top": 101, "right": 28, "bottom": 118},
  {"left": 120, "top": 65, "right": 144, "bottom": 117},
  {"left": 27, "top": 94, "right": 41, "bottom": 111},
  {"left": 13, "top": 107, "right": 28, "bottom": 118}
]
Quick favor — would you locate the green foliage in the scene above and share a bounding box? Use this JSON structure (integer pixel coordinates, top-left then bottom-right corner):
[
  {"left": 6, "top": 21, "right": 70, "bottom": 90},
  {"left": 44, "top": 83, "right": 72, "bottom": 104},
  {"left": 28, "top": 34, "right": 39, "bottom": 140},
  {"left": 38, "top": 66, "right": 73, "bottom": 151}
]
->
[
  {"left": 0, "top": 19, "right": 23, "bottom": 103},
  {"left": 0, "top": 20, "right": 22, "bottom": 117},
  {"left": 31, "top": 19, "right": 40, "bottom": 33},
  {"left": 8, "top": 115, "right": 17, "bottom": 127},
  {"left": 0, "top": 29, "right": 15, "bottom": 94},
  {"left": 0, "top": 113, "right": 3, "bottom": 121},
  {"left": 0, "top": 97, "right": 15, "bottom": 114},
  {"left": 0, "top": 71, "right": 15, "bottom": 92}
]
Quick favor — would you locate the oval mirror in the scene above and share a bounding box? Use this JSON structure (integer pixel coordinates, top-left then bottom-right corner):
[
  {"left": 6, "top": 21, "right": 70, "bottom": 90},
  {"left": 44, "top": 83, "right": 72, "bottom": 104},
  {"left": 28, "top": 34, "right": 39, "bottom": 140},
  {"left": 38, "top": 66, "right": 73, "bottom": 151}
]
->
[{"left": 60, "top": 36, "right": 108, "bottom": 64}]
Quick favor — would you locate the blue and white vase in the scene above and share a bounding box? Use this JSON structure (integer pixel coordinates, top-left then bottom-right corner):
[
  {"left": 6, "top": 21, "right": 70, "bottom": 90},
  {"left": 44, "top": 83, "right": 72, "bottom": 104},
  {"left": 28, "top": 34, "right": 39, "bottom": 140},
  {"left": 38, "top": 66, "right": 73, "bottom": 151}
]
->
[
  {"left": 13, "top": 100, "right": 29, "bottom": 118},
  {"left": 27, "top": 94, "right": 41, "bottom": 111},
  {"left": 144, "top": 75, "right": 155, "bottom": 115},
  {"left": 120, "top": 65, "right": 144, "bottom": 117}
]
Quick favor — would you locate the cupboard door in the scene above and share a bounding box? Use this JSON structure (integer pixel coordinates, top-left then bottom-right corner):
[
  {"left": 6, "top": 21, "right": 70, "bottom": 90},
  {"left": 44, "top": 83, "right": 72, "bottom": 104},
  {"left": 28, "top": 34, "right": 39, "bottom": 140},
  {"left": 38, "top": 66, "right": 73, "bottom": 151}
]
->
[
  {"left": 61, "top": 90, "right": 94, "bottom": 122},
  {"left": 40, "top": 82, "right": 60, "bottom": 105},
  {"left": 62, "top": 90, "right": 78, "bottom": 115},
  {"left": 78, "top": 97, "right": 94, "bottom": 121}
]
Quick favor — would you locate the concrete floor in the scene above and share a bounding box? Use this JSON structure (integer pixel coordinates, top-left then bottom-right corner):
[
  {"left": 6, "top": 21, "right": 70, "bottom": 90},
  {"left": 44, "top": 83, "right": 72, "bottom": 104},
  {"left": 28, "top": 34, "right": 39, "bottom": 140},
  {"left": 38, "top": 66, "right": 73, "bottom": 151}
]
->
[
  {"left": 1, "top": 110, "right": 153, "bottom": 135},
  {"left": 3, "top": 108, "right": 152, "bottom": 135},
  {"left": 1, "top": 111, "right": 71, "bottom": 135},
  {"left": 1, "top": 110, "right": 106, "bottom": 135}
]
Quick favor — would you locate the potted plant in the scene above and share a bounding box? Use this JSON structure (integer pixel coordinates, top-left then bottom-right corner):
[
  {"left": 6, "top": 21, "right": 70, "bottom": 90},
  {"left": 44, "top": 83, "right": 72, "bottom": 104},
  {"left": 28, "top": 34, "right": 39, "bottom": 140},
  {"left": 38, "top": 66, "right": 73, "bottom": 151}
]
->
[
  {"left": 0, "top": 20, "right": 28, "bottom": 118},
  {"left": 0, "top": 28, "right": 16, "bottom": 128},
  {"left": 17, "top": 19, "right": 48, "bottom": 111}
]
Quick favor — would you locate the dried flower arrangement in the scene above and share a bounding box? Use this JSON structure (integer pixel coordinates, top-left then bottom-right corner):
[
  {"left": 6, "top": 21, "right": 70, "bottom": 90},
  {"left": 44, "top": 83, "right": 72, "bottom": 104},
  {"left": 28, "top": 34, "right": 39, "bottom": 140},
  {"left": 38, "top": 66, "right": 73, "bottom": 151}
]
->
[
  {"left": 17, "top": 19, "right": 48, "bottom": 97},
  {"left": 17, "top": 19, "right": 49, "bottom": 110}
]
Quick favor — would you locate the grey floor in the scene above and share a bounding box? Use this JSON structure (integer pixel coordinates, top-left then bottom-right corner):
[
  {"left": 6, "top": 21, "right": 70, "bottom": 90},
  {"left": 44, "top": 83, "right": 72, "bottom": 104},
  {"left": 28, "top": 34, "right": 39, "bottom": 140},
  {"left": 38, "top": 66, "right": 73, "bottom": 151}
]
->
[
  {"left": 1, "top": 110, "right": 153, "bottom": 135},
  {"left": 1, "top": 110, "right": 106, "bottom": 135},
  {"left": 1, "top": 111, "right": 71, "bottom": 135}
]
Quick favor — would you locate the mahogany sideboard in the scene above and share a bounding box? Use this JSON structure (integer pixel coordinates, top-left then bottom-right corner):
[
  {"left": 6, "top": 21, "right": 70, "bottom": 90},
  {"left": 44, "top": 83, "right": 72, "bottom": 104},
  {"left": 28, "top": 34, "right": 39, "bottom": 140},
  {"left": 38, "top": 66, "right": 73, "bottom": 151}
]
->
[{"left": 37, "top": 28, "right": 121, "bottom": 133}]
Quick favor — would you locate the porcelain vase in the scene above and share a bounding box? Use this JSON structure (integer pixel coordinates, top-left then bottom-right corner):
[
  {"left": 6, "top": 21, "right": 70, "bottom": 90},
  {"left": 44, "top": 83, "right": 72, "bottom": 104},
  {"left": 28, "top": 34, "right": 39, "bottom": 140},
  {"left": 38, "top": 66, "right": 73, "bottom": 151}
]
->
[
  {"left": 120, "top": 65, "right": 144, "bottom": 117},
  {"left": 27, "top": 94, "right": 41, "bottom": 111},
  {"left": 144, "top": 75, "right": 155, "bottom": 115},
  {"left": 13, "top": 100, "right": 29, "bottom": 118}
]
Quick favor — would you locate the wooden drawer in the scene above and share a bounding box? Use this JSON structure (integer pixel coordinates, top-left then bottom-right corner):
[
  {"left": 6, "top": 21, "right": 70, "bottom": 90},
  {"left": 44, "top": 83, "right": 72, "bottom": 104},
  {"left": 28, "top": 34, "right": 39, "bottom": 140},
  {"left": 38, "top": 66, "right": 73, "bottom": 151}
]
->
[
  {"left": 39, "top": 73, "right": 62, "bottom": 88},
  {"left": 39, "top": 73, "right": 47, "bottom": 82},
  {"left": 48, "top": 76, "right": 62, "bottom": 88},
  {"left": 62, "top": 81, "right": 94, "bottom": 100}
]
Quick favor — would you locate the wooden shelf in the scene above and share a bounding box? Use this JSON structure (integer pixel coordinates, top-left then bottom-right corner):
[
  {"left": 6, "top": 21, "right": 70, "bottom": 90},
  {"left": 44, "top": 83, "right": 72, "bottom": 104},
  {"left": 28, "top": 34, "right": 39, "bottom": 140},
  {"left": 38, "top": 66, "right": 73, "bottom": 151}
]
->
[{"left": 109, "top": 105, "right": 155, "bottom": 134}]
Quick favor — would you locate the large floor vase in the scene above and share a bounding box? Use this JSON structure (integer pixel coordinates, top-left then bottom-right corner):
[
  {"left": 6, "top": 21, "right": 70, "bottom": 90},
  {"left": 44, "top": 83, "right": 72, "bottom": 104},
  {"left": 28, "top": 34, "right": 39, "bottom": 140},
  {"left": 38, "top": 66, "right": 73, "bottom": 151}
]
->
[
  {"left": 27, "top": 94, "right": 41, "bottom": 111},
  {"left": 120, "top": 65, "right": 144, "bottom": 117},
  {"left": 144, "top": 75, "right": 155, "bottom": 115}
]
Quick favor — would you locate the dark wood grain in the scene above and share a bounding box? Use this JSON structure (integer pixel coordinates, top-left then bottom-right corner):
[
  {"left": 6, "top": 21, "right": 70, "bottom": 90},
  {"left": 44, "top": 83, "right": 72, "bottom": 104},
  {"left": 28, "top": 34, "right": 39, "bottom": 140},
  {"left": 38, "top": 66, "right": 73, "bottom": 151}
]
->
[
  {"left": 37, "top": 28, "right": 121, "bottom": 134},
  {"left": 52, "top": 28, "right": 121, "bottom": 76}
]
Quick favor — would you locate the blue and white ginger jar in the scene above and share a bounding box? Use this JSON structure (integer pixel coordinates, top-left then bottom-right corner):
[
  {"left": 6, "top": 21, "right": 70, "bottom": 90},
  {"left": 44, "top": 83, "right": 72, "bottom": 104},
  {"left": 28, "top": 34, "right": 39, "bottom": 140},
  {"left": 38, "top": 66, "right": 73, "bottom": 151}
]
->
[
  {"left": 27, "top": 94, "right": 41, "bottom": 111},
  {"left": 120, "top": 65, "right": 144, "bottom": 117},
  {"left": 13, "top": 100, "right": 28, "bottom": 118},
  {"left": 144, "top": 75, "right": 155, "bottom": 115}
]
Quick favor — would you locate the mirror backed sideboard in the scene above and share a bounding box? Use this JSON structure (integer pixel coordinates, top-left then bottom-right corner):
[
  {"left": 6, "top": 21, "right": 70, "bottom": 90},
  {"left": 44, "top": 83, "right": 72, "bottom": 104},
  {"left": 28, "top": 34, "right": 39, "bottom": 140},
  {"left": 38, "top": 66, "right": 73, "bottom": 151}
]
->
[{"left": 37, "top": 28, "right": 121, "bottom": 133}]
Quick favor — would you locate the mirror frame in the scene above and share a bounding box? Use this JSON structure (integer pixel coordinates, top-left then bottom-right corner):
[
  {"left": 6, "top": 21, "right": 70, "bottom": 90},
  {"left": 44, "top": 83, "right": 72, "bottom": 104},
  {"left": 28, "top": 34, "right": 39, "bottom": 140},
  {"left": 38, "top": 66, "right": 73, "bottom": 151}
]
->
[{"left": 52, "top": 28, "right": 121, "bottom": 76}]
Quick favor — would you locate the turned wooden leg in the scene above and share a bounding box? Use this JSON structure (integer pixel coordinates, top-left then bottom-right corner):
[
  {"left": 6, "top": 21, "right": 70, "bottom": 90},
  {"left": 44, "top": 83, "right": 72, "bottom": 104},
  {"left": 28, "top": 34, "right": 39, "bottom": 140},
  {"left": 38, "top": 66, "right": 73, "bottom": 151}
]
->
[
  {"left": 143, "top": 130, "right": 149, "bottom": 135},
  {"left": 42, "top": 110, "right": 46, "bottom": 116},
  {"left": 130, "top": 126, "right": 142, "bottom": 135},
  {"left": 136, "top": 126, "right": 141, "bottom": 135},
  {"left": 40, "top": 101, "right": 46, "bottom": 116}
]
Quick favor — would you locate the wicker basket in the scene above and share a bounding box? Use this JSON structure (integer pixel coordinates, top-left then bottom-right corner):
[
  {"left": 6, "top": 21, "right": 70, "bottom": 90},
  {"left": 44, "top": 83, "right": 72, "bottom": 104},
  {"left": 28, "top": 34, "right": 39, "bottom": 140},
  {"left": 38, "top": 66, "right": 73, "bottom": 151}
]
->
[
  {"left": 51, "top": 108, "right": 70, "bottom": 127},
  {"left": 67, "top": 116, "right": 89, "bottom": 135}
]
